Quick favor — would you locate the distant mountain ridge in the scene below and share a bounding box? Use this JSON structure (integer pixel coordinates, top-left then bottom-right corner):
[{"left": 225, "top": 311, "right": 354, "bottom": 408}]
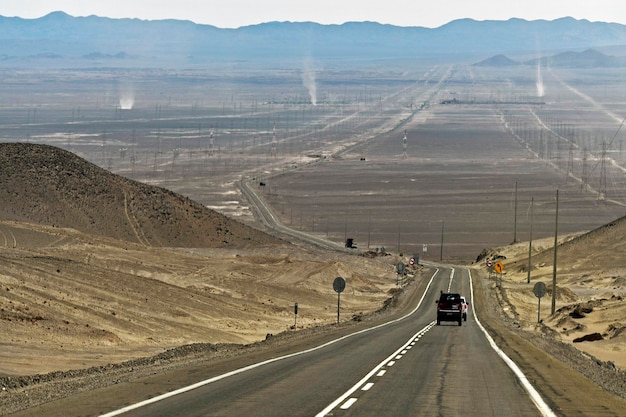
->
[
  {"left": 475, "top": 48, "right": 626, "bottom": 67},
  {"left": 1, "top": 12, "right": 626, "bottom": 66}
]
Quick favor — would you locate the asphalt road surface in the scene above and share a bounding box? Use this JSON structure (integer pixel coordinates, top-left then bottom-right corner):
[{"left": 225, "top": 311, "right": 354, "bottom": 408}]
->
[{"left": 101, "top": 267, "right": 546, "bottom": 417}]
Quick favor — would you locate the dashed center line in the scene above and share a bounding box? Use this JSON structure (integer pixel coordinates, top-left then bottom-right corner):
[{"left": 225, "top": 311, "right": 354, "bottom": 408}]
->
[
  {"left": 317, "top": 321, "right": 436, "bottom": 414},
  {"left": 340, "top": 398, "right": 357, "bottom": 409},
  {"left": 362, "top": 383, "right": 374, "bottom": 391}
]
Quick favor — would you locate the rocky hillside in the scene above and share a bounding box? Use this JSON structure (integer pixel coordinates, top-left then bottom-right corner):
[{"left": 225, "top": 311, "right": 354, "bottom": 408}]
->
[{"left": 0, "top": 143, "right": 282, "bottom": 248}]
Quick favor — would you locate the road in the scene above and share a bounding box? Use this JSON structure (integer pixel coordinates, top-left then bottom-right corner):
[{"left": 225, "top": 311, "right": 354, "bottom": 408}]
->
[
  {"left": 97, "top": 158, "right": 551, "bottom": 416},
  {"left": 101, "top": 267, "right": 546, "bottom": 417},
  {"left": 240, "top": 178, "right": 345, "bottom": 251}
]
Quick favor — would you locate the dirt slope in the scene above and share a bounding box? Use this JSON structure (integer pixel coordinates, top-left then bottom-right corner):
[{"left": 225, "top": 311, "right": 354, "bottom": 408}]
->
[
  {"left": 0, "top": 220, "right": 400, "bottom": 376},
  {"left": 0, "top": 143, "right": 282, "bottom": 248},
  {"left": 480, "top": 214, "right": 626, "bottom": 370}
]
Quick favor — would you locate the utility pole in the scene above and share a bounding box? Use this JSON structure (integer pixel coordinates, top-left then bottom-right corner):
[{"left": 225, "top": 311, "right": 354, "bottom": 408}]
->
[
  {"left": 551, "top": 190, "right": 559, "bottom": 314},
  {"left": 581, "top": 147, "right": 588, "bottom": 191},
  {"left": 513, "top": 181, "right": 518, "bottom": 243},
  {"left": 599, "top": 140, "right": 607, "bottom": 201},
  {"left": 397, "top": 223, "right": 401, "bottom": 253},
  {"left": 440, "top": 220, "right": 444, "bottom": 261},
  {"left": 367, "top": 210, "right": 371, "bottom": 250},
  {"left": 527, "top": 197, "right": 534, "bottom": 283}
]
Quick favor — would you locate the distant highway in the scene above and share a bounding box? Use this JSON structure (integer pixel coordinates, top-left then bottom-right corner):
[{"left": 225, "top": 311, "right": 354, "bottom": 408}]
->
[
  {"left": 240, "top": 178, "right": 346, "bottom": 251},
  {"left": 237, "top": 66, "right": 457, "bottom": 252},
  {"left": 100, "top": 267, "right": 551, "bottom": 417}
]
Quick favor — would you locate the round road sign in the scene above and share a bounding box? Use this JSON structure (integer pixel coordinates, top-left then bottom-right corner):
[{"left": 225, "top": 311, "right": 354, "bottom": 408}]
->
[
  {"left": 333, "top": 277, "right": 346, "bottom": 293},
  {"left": 409, "top": 257, "right": 415, "bottom": 266},
  {"left": 533, "top": 282, "right": 547, "bottom": 298}
]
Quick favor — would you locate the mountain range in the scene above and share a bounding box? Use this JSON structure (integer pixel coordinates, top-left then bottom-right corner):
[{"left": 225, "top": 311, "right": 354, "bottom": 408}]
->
[{"left": 1, "top": 12, "right": 626, "bottom": 67}]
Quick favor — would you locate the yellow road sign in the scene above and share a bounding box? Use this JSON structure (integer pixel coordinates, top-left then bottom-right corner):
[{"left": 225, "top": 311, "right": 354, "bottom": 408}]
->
[{"left": 494, "top": 261, "right": 504, "bottom": 274}]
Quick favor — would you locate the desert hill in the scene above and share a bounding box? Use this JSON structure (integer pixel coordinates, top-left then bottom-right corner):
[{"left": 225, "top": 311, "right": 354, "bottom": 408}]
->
[
  {"left": 474, "top": 54, "right": 521, "bottom": 67},
  {"left": 0, "top": 143, "right": 282, "bottom": 248},
  {"left": 506, "top": 213, "right": 626, "bottom": 281},
  {"left": 484, "top": 213, "right": 626, "bottom": 370},
  {"left": 526, "top": 48, "right": 626, "bottom": 67},
  {"left": 475, "top": 49, "right": 626, "bottom": 68}
]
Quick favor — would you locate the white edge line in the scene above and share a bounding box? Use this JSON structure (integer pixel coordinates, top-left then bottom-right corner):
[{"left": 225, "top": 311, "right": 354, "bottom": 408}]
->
[
  {"left": 99, "top": 268, "right": 441, "bottom": 417},
  {"left": 469, "top": 269, "right": 557, "bottom": 417}
]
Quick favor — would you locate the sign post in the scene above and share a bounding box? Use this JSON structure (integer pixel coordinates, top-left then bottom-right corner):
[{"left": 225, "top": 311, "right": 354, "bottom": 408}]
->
[
  {"left": 494, "top": 261, "right": 504, "bottom": 287},
  {"left": 333, "top": 277, "right": 346, "bottom": 324},
  {"left": 294, "top": 302, "right": 298, "bottom": 330},
  {"left": 486, "top": 259, "right": 493, "bottom": 279},
  {"left": 533, "top": 282, "right": 547, "bottom": 323},
  {"left": 396, "top": 261, "right": 405, "bottom": 287}
]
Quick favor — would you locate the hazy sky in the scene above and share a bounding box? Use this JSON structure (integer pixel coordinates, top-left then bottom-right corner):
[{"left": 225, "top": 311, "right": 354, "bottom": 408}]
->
[{"left": 1, "top": 0, "right": 625, "bottom": 28}]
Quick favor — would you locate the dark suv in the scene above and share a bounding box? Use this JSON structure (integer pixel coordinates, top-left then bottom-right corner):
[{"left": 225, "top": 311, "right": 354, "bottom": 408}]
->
[{"left": 436, "top": 292, "right": 463, "bottom": 326}]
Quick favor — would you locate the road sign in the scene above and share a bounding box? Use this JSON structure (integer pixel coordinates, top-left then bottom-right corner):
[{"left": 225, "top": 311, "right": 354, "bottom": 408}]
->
[
  {"left": 486, "top": 259, "right": 493, "bottom": 268},
  {"left": 333, "top": 277, "right": 346, "bottom": 324},
  {"left": 333, "top": 277, "right": 346, "bottom": 293},
  {"left": 533, "top": 282, "right": 547, "bottom": 298},
  {"left": 494, "top": 261, "right": 504, "bottom": 274},
  {"left": 409, "top": 257, "right": 415, "bottom": 266}
]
